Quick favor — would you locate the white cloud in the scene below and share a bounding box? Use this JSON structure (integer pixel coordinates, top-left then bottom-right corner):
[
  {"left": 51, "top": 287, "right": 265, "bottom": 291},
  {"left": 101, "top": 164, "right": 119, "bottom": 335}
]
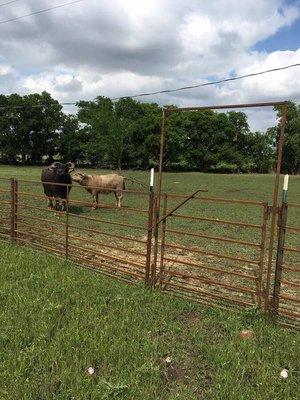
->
[{"left": 0, "top": 0, "right": 299, "bottom": 129}]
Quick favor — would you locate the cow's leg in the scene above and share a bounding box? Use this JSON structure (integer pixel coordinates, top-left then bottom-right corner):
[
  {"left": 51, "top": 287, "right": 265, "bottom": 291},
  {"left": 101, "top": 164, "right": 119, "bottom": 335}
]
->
[
  {"left": 47, "top": 197, "right": 53, "bottom": 208},
  {"left": 115, "top": 191, "right": 123, "bottom": 208},
  {"left": 92, "top": 193, "right": 97, "bottom": 209}
]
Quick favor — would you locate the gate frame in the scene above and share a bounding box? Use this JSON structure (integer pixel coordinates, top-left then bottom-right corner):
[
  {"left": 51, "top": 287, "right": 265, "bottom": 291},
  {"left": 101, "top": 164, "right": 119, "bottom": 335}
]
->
[{"left": 156, "top": 101, "right": 288, "bottom": 312}]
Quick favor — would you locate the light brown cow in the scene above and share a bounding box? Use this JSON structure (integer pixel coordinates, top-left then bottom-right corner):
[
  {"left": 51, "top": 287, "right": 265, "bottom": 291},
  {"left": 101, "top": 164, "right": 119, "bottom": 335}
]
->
[{"left": 71, "top": 172, "right": 125, "bottom": 209}]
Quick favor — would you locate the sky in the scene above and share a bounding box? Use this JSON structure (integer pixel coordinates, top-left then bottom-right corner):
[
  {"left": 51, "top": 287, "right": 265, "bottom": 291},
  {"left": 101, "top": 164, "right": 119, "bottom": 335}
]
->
[{"left": 0, "top": 0, "right": 300, "bottom": 131}]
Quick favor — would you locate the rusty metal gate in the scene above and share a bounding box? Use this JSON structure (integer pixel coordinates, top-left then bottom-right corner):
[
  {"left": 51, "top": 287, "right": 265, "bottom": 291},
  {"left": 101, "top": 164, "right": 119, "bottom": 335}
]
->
[{"left": 0, "top": 176, "right": 299, "bottom": 326}]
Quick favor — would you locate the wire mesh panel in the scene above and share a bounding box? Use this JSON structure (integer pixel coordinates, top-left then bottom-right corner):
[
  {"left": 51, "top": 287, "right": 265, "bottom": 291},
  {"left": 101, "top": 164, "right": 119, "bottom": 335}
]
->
[{"left": 158, "top": 193, "right": 269, "bottom": 310}]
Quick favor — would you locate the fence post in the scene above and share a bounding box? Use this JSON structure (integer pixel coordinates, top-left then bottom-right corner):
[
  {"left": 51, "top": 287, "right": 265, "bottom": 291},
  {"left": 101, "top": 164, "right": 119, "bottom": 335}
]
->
[
  {"left": 159, "top": 193, "right": 168, "bottom": 288},
  {"left": 65, "top": 184, "right": 70, "bottom": 259},
  {"left": 271, "top": 174, "right": 289, "bottom": 317},
  {"left": 145, "top": 169, "right": 155, "bottom": 286},
  {"left": 10, "top": 178, "right": 18, "bottom": 241}
]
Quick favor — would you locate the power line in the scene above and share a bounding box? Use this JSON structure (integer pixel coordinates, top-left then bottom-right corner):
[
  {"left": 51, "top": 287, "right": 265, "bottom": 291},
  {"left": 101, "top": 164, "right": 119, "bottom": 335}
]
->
[
  {"left": 112, "top": 62, "right": 300, "bottom": 100},
  {"left": 0, "top": 0, "right": 21, "bottom": 7},
  {"left": 0, "top": 0, "right": 86, "bottom": 25},
  {"left": 0, "top": 62, "right": 299, "bottom": 110}
]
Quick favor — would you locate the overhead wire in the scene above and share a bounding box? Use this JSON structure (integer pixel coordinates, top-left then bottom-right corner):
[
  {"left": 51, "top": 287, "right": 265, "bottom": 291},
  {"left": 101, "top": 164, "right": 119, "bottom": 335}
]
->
[
  {"left": 0, "top": 0, "right": 86, "bottom": 25},
  {"left": 0, "top": 62, "right": 299, "bottom": 110},
  {"left": 0, "top": 0, "right": 21, "bottom": 7}
]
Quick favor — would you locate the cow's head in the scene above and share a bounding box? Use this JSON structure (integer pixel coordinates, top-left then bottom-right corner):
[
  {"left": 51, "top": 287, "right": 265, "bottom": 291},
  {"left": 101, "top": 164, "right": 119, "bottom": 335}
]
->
[
  {"left": 49, "top": 162, "right": 75, "bottom": 176},
  {"left": 71, "top": 172, "right": 87, "bottom": 184}
]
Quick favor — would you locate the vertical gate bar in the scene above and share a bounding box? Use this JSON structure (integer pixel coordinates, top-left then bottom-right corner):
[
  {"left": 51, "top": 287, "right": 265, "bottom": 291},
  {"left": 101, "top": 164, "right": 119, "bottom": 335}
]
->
[
  {"left": 265, "top": 103, "right": 287, "bottom": 312},
  {"left": 10, "top": 178, "right": 17, "bottom": 241},
  {"left": 65, "top": 184, "right": 70, "bottom": 259},
  {"left": 150, "top": 197, "right": 159, "bottom": 288},
  {"left": 272, "top": 202, "right": 288, "bottom": 316},
  {"left": 159, "top": 194, "right": 168, "bottom": 288},
  {"left": 257, "top": 203, "right": 269, "bottom": 309},
  {"left": 157, "top": 108, "right": 166, "bottom": 214},
  {"left": 145, "top": 189, "right": 154, "bottom": 286},
  {"left": 272, "top": 174, "right": 289, "bottom": 316},
  {"left": 14, "top": 179, "right": 18, "bottom": 240}
]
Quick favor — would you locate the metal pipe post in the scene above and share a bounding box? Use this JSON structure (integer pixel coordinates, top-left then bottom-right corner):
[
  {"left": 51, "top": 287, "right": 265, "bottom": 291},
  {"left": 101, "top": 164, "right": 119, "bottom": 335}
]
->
[
  {"left": 272, "top": 174, "right": 289, "bottom": 316},
  {"left": 265, "top": 103, "right": 288, "bottom": 312}
]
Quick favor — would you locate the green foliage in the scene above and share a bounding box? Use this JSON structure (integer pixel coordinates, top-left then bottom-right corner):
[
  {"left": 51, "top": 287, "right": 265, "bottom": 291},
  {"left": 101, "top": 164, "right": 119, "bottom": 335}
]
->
[
  {"left": 0, "top": 92, "right": 63, "bottom": 165},
  {"left": 273, "top": 102, "right": 300, "bottom": 174},
  {"left": 1, "top": 92, "right": 299, "bottom": 174}
]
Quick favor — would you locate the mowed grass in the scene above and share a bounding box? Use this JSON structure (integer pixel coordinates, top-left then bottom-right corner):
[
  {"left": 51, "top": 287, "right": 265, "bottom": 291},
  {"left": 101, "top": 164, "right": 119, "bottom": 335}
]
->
[
  {"left": 0, "top": 166, "right": 299, "bottom": 312},
  {"left": 0, "top": 240, "right": 299, "bottom": 400}
]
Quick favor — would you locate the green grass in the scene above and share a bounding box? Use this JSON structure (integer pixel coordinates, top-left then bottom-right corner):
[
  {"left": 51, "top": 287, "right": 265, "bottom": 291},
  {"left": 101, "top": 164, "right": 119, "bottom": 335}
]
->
[
  {"left": 0, "top": 240, "right": 299, "bottom": 400},
  {"left": 0, "top": 166, "right": 299, "bottom": 314}
]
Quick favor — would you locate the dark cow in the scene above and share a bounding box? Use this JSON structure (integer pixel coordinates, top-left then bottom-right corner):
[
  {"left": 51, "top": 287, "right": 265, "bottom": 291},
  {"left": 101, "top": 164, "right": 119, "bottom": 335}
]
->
[{"left": 41, "top": 162, "right": 75, "bottom": 210}]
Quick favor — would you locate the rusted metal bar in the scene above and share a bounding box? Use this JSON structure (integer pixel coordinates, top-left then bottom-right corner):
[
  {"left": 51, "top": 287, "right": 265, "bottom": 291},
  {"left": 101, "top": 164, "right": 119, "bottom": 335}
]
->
[
  {"left": 18, "top": 203, "right": 66, "bottom": 215},
  {"left": 279, "top": 293, "right": 300, "bottom": 303},
  {"left": 157, "top": 108, "right": 166, "bottom": 213},
  {"left": 69, "top": 253, "right": 144, "bottom": 280},
  {"left": 15, "top": 229, "right": 66, "bottom": 246},
  {"left": 65, "top": 187, "right": 69, "bottom": 259},
  {"left": 68, "top": 212, "right": 146, "bottom": 231},
  {"left": 68, "top": 232, "right": 146, "bottom": 257},
  {"left": 166, "top": 228, "right": 260, "bottom": 247},
  {"left": 166, "top": 101, "right": 287, "bottom": 113},
  {"left": 283, "top": 246, "right": 300, "bottom": 253},
  {"left": 283, "top": 265, "right": 300, "bottom": 273},
  {"left": 18, "top": 214, "right": 66, "bottom": 227},
  {"left": 166, "top": 193, "right": 264, "bottom": 206},
  {"left": 164, "top": 242, "right": 258, "bottom": 265},
  {"left": 150, "top": 197, "right": 159, "bottom": 287},
  {"left": 145, "top": 190, "right": 155, "bottom": 286},
  {"left": 153, "top": 256, "right": 258, "bottom": 280},
  {"left": 277, "top": 308, "right": 300, "bottom": 318},
  {"left": 67, "top": 242, "right": 144, "bottom": 269},
  {"left": 171, "top": 213, "right": 262, "bottom": 229},
  {"left": 257, "top": 203, "right": 269, "bottom": 309},
  {"left": 265, "top": 103, "right": 288, "bottom": 313},
  {"left": 162, "top": 280, "right": 254, "bottom": 307},
  {"left": 18, "top": 179, "right": 150, "bottom": 195},
  {"left": 159, "top": 194, "right": 168, "bottom": 288},
  {"left": 280, "top": 279, "right": 300, "bottom": 288},
  {"left": 16, "top": 237, "right": 66, "bottom": 255},
  {"left": 149, "top": 189, "right": 203, "bottom": 231},
  {"left": 10, "top": 178, "right": 18, "bottom": 242},
  {"left": 288, "top": 203, "right": 300, "bottom": 208},
  {"left": 162, "top": 269, "right": 256, "bottom": 294},
  {"left": 68, "top": 223, "right": 147, "bottom": 245}
]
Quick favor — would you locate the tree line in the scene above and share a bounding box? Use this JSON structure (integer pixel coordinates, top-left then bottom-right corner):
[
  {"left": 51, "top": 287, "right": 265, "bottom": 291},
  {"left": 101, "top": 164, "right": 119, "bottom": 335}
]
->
[{"left": 0, "top": 91, "right": 299, "bottom": 174}]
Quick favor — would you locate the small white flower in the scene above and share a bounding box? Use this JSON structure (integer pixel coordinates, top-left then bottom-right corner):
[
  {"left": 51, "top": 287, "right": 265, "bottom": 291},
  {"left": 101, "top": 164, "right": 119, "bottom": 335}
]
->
[
  {"left": 87, "top": 367, "right": 95, "bottom": 375},
  {"left": 280, "top": 369, "right": 288, "bottom": 379},
  {"left": 165, "top": 356, "right": 172, "bottom": 364}
]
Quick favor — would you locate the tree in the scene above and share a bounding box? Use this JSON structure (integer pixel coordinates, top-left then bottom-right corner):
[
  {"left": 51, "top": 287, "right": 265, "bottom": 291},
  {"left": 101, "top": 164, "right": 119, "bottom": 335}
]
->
[{"left": 273, "top": 102, "right": 300, "bottom": 175}]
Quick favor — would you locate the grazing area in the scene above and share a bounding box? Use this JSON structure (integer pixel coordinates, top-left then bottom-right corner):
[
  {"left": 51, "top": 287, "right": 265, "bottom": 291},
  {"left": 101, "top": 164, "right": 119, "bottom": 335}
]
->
[
  {"left": 0, "top": 166, "right": 299, "bottom": 318},
  {"left": 0, "top": 240, "right": 299, "bottom": 400}
]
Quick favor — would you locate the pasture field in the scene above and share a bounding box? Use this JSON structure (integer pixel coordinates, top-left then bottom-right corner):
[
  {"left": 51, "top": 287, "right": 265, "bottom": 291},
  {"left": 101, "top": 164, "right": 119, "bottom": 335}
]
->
[
  {"left": 0, "top": 240, "right": 299, "bottom": 400},
  {"left": 0, "top": 166, "right": 299, "bottom": 314}
]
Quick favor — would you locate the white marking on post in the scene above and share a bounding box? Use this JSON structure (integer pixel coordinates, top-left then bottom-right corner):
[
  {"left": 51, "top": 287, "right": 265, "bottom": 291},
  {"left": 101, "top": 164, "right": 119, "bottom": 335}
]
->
[
  {"left": 283, "top": 174, "right": 289, "bottom": 191},
  {"left": 150, "top": 168, "right": 154, "bottom": 188}
]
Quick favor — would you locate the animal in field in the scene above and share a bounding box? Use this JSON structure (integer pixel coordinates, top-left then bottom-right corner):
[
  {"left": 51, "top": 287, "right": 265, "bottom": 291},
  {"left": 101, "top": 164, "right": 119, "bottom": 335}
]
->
[
  {"left": 41, "top": 162, "right": 75, "bottom": 210},
  {"left": 71, "top": 172, "right": 125, "bottom": 209}
]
